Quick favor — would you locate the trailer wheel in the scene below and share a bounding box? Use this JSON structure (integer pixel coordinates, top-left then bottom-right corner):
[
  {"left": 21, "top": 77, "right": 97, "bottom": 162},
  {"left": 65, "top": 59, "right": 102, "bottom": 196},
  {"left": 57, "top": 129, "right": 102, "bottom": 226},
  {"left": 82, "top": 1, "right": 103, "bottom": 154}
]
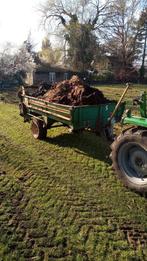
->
[
  {"left": 31, "top": 118, "right": 47, "bottom": 140},
  {"left": 110, "top": 128, "right": 147, "bottom": 193}
]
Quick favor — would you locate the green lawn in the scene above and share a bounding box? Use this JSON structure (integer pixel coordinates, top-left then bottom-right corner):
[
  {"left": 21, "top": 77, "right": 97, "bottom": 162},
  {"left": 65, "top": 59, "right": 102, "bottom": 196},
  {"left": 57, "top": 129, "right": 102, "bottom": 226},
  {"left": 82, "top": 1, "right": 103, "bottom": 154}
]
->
[
  {"left": 0, "top": 86, "right": 147, "bottom": 260},
  {"left": 97, "top": 84, "right": 147, "bottom": 103}
]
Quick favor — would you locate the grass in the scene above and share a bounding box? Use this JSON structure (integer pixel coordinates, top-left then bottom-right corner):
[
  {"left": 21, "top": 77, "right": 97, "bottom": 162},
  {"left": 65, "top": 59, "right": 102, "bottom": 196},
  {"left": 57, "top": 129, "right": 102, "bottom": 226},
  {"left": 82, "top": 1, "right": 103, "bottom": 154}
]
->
[
  {"left": 0, "top": 85, "right": 147, "bottom": 260},
  {"left": 97, "top": 83, "right": 147, "bottom": 104}
]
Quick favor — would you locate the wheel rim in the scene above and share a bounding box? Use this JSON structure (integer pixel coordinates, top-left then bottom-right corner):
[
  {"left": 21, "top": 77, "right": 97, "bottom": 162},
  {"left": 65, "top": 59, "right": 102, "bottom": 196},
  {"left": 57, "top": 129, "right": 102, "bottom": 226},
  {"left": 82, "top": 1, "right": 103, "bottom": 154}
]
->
[{"left": 118, "top": 142, "right": 147, "bottom": 185}]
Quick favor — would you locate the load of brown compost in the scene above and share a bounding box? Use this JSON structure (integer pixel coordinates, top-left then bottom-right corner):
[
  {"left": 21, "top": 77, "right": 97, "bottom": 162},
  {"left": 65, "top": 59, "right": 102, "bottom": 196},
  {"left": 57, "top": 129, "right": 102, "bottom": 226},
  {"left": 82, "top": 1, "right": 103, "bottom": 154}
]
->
[{"left": 34, "top": 75, "right": 109, "bottom": 106}]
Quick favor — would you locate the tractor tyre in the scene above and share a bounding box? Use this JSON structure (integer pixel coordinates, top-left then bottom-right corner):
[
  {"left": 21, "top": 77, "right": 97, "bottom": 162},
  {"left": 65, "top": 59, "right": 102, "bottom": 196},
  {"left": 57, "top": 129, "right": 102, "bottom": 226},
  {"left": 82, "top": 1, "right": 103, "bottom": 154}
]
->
[
  {"left": 31, "top": 118, "right": 47, "bottom": 140},
  {"left": 110, "top": 127, "right": 147, "bottom": 193}
]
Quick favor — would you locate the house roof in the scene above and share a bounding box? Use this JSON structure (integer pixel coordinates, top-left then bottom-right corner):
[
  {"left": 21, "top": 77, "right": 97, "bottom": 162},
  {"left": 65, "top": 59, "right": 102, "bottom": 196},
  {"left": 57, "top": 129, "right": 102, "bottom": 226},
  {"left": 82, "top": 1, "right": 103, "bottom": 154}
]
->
[{"left": 35, "top": 63, "right": 71, "bottom": 73}]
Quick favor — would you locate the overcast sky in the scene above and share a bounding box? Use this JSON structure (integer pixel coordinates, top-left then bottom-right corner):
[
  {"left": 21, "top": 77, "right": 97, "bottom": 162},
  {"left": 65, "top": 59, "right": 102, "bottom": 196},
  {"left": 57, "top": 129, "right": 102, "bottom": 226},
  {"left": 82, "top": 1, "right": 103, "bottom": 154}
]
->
[{"left": 0, "top": 0, "right": 46, "bottom": 50}]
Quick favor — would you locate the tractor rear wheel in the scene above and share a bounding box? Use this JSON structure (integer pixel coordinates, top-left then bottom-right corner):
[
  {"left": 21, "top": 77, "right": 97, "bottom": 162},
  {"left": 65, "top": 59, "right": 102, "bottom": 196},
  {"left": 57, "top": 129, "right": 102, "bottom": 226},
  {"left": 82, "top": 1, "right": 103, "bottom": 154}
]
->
[
  {"left": 110, "top": 128, "right": 147, "bottom": 193},
  {"left": 31, "top": 118, "right": 47, "bottom": 140}
]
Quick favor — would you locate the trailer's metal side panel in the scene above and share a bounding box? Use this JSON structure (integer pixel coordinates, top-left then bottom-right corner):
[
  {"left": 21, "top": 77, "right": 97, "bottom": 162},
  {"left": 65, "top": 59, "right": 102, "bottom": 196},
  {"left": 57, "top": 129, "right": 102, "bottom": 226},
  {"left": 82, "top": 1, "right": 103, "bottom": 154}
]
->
[
  {"left": 23, "top": 95, "right": 125, "bottom": 131},
  {"left": 25, "top": 96, "right": 73, "bottom": 125},
  {"left": 71, "top": 102, "right": 125, "bottom": 130},
  {"left": 71, "top": 105, "right": 100, "bottom": 130}
]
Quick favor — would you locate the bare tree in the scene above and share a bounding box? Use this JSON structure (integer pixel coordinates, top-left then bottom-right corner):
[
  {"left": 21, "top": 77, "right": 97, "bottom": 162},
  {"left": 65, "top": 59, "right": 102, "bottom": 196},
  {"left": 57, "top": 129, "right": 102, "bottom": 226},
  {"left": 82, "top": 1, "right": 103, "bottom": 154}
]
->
[
  {"left": 40, "top": 0, "right": 112, "bottom": 31},
  {"left": 103, "top": 0, "right": 141, "bottom": 81},
  {"left": 138, "top": 8, "right": 147, "bottom": 81},
  {"left": 39, "top": 0, "right": 112, "bottom": 71}
]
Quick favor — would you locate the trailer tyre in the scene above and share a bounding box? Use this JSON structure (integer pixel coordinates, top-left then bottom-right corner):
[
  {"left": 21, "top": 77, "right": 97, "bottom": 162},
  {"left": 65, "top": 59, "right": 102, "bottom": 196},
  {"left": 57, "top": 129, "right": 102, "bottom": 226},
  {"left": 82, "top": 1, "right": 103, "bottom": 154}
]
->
[
  {"left": 110, "top": 128, "right": 147, "bottom": 193},
  {"left": 31, "top": 118, "right": 47, "bottom": 140}
]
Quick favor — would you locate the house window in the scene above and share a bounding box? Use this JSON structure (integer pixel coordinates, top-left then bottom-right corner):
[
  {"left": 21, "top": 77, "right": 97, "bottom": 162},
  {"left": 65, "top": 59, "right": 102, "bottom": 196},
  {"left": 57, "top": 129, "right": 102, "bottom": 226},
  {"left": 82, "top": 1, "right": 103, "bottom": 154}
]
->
[
  {"left": 64, "top": 72, "right": 69, "bottom": 80},
  {"left": 49, "top": 72, "right": 56, "bottom": 83}
]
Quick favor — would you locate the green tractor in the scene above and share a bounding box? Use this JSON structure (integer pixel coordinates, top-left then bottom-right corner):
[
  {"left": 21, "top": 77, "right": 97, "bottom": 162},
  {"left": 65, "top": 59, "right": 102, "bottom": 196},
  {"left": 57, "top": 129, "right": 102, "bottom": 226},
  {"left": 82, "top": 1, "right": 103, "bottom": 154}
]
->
[{"left": 111, "top": 91, "right": 147, "bottom": 193}]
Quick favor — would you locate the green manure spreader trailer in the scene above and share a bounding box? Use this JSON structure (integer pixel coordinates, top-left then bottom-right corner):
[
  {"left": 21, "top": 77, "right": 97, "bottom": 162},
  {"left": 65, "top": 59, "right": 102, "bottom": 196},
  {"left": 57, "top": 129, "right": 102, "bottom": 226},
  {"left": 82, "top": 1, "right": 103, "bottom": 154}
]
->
[{"left": 19, "top": 85, "right": 147, "bottom": 193}]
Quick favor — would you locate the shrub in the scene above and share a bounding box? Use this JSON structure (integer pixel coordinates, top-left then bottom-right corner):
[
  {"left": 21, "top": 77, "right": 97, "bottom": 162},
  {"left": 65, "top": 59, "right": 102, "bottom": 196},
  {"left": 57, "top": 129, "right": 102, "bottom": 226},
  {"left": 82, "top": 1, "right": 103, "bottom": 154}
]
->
[{"left": 92, "top": 70, "right": 115, "bottom": 83}]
